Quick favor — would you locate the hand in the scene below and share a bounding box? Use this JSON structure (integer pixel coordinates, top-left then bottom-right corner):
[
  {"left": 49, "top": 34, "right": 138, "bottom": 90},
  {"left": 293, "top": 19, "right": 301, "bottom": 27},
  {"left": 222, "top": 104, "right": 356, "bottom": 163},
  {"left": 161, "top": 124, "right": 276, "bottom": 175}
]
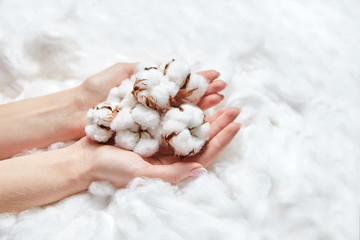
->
[{"left": 76, "top": 107, "right": 240, "bottom": 187}]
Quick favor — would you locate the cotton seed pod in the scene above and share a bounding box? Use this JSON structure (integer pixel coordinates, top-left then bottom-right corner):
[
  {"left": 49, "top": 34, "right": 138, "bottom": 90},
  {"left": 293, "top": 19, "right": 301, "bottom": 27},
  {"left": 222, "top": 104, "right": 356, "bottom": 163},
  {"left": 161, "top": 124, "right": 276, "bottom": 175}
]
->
[
  {"left": 159, "top": 58, "right": 191, "bottom": 86},
  {"left": 85, "top": 102, "right": 119, "bottom": 142},
  {"left": 111, "top": 105, "right": 161, "bottom": 157},
  {"left": 106, "top": 78, "right": 137, "bottom": 108},
  {"left": 175, "top": 73, "right": 208, "bottom": 104},
  {"left": 132, "top": 68, "right": 179, "bottom": 110},
  {"left": 161, "top": 104, "right": 210, "bottom": 157}
]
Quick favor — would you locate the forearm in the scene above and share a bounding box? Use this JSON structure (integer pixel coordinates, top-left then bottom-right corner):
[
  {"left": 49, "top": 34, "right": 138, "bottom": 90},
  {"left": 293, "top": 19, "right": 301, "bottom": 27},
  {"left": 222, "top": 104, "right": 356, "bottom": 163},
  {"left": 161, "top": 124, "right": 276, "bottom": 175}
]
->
[
  {"left": 0, "top": 143, "right": 92, "bottom": 213},
  {"left": 0, "top": 86, "right": 87, "bottom": 159}
]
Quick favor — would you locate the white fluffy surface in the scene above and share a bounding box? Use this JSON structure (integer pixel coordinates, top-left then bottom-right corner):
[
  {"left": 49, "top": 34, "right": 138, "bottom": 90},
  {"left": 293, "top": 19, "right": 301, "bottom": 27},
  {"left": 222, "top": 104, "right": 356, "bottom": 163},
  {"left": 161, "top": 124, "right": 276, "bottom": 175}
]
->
[
  {"left": 0, "top": 0, "right": 359, "bottom": 239},
  {"left": 162, "top": 104, "right": 209, "bottom": 156}
]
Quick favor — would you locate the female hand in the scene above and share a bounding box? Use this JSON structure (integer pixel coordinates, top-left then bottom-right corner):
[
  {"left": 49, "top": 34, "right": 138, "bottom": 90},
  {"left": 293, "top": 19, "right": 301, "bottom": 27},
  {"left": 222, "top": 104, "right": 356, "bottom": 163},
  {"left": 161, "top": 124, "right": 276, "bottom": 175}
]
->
[{"left": 76, "top": 107, "right": 240, "bottom": 187}]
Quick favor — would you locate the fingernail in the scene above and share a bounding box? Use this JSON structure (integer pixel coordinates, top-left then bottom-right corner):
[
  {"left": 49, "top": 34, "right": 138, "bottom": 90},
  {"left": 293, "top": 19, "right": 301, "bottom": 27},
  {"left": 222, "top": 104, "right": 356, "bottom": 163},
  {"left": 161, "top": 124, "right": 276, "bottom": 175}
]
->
[{"left": 189, "top": 168, "right": 207, "bottom": 177}]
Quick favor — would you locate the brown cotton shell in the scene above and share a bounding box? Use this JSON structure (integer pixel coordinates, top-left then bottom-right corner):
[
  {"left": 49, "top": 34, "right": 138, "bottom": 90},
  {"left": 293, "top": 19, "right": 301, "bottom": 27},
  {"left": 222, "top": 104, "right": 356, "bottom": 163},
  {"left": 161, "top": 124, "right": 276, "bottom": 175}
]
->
[{"left": 94, "top": 103, "right": 120, "bottom": 128}]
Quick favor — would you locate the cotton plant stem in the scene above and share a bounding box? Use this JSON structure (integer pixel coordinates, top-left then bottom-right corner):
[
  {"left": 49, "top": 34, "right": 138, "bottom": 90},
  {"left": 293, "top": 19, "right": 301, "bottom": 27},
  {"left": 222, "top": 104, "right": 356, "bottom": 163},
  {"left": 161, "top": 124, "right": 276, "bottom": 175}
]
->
[
  {"left": 0, "top": 87, "right": 85, "bottom": 159},
  {"left": 0, "top": 143, "right": 92, "bottom": 213}
]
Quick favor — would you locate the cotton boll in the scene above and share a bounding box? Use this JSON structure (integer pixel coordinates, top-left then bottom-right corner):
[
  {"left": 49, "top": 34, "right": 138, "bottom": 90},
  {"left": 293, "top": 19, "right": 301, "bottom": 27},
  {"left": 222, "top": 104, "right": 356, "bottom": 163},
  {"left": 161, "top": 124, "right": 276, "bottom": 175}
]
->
[
  {"left": 192, "top": 137, "right": 206, "bottom": 154},
  {"left": 150, "top": 84, "right": 173, "bottom": 109},
  {"left": 162, "top": 106, "right": 191, "bottom": 126},
  {"left": 135, "top": 61, "right": 159, "bottom": 73},
  {"left": 133, "top": 132, "right": 160, "bottom": 157},
  {"left": 85, "top": 102, "right": 118, "bottom": 142},
  {"left": 132, "top": 104, "right": 160, "bottom": 129},
  {"left": 162, "top": 119, "right": 187, "bottom": 133},
  {"left": 191, "top": 122, "right": 210, "bottom": 140},
  {"left": 159, "top": 59, "right": 191, "bottom": 86},
  {"left": 111, "top": 108, "right": 138, "bottom": 131},
  {"left": 106, "top": 87, "right": 121, "bottom": 104},
  {"left": 118, "top": 93, "right": 137, "bottom": 109},
  {"left": 132, "top": 69, "right": 165, "bottom": 110},
  {"left": 181, "top": 104, "right": 204, "bottom": 128},
  {"left": 179, "top": 73, "right": 208, "bottom": 104},
  {"left": 114, "top": 130, "right": 139, "bottom": 150},
  {"left": 162, "top": 104, "right": 209, "bottom": 156},
  {"left": 106, "top": 79, "right": 137, "bottom": 108},
  {"left": 169, "top": 130, "right": 194, "bottom": 156},
  {"left": 88, "top": 102, "right": 119, "bottom": 127},
  {"left": 85, "top": 124, "right": 113, "bottom": 142},
  {"left": 163, "top": 80, "right": 179, "bottom": 97},
  {"left": 135, "top": 69, "right": 163, "bottom": 88}
]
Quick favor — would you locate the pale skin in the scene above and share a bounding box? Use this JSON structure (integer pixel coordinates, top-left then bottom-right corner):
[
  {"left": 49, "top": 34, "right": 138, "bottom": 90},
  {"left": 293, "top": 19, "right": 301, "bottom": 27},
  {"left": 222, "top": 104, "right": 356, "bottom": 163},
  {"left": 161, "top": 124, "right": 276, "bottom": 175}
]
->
[{"left": 0, "top": 63, "right": 241, "bottom": 213}]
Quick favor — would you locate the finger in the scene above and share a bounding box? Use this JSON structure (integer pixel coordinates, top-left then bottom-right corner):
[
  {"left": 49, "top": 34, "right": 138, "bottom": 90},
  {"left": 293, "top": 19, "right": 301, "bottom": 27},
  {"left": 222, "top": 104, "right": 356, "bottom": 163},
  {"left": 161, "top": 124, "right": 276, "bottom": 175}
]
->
[
  {"left": 205, "top": 80, "right": 226, "bottom": 95},
  {"left": 140, "top": 162, "right": 206, "bottom": 184},
  {"left": 209, "top": 108, "right": 241, "bottom": 139},
  {"left": 197, "top": 94, "right": 224, "bottom": 110},
  {"left": 197, "top": 70, "right": 220, "bottom": 83},
  {"left": 197, "top": 122, "right": 241, "bottom": 167},
  {"left": 206, "top": 107, "right": 229, "bottom": 123}
]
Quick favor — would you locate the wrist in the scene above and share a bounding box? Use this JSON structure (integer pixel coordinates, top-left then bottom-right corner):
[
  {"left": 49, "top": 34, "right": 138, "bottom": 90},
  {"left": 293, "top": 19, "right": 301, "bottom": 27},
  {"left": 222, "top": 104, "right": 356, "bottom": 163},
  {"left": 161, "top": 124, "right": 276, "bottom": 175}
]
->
[{"left": 66, "top": 138, "right": 96, "bottom": 188}]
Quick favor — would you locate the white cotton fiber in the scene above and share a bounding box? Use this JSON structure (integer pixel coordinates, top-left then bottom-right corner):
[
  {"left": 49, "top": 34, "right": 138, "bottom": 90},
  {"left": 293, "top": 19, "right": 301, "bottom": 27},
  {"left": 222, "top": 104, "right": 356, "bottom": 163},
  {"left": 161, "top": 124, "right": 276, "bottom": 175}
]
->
[
  {"left": 162, "top": 104, "right": 209, "bottom": 156},
  {"left": 180, "top": 73, "right": 208, "bottom": 104},
  {"left": 133, "top": 133, "right": 159, "bottom": 157},
  {"left": 106, "top": 78, "right": 137, "bottom": 108},
  {"left": 170, "top": 130, "right": 194, "bottom": 156},
  {"left": 85, "top": 124, "right": 113, "bottom": 143},
  {"left": 110, "top": 108, "right": 137, "bottom": 132},
  {"left": 85, "top": 102, "right": 119, "bottom": 142},
  {"left": 191, "top": 122, "right": 210, "bottom": 140},
  {"left": 86, "top": 59, "right": 210, "bottom": 157},
  {"left": 114, "top": 130, "right": 138, "bottom": 150},
  {"left": 160, "top": 58, "right": 191, "bottom": 86},
  {"left": 131, "top": 104, "right": 160, "bottom": 129}
]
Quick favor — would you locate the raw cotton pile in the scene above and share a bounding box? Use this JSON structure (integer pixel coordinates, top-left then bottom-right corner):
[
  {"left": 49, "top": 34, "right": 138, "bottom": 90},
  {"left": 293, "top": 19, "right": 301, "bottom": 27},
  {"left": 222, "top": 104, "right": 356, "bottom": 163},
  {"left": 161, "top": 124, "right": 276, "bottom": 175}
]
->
[{"left": 85, "top": 59, "right": 210, "bottom": 157}]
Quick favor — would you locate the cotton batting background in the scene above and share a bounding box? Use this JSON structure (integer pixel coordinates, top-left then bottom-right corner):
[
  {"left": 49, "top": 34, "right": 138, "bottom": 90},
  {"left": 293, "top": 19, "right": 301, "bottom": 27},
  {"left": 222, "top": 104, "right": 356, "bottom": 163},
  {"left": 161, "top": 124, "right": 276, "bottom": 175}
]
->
[{"left": 0, "top": 0, "right": 359, "bottom": 239}]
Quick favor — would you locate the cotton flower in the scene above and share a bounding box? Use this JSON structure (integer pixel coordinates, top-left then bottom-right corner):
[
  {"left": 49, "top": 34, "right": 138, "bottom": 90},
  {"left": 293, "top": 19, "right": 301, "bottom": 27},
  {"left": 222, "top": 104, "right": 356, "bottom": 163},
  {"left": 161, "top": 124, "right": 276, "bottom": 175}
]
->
[
  {"left": 159, "top": 58, "right": 191, "bottom": 86},
  {"left": 106, "top": 78, "right": 137, "bottom": 108},
  {"left": 85, "top": 102, "right": 119, "bottom": 142},
  {"left": 111, "top": 104, "right": 161, "bottom": 157},
  {"left": 162, "top": 104, "right": 210, "bottom": 157},
  {"left": 132, "top": 68, "right": 179, "bottom": 110},
  {"left": 175, "top": 73, "right": 208, "bottom": 104}
]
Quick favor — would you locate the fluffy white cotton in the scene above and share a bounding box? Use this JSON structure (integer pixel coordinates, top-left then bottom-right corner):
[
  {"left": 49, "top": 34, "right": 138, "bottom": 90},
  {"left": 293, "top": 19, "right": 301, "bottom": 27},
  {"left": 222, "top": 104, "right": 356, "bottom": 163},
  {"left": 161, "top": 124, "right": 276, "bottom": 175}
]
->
[
  {"left": 106, "top": 78, "right": 137, "bottom": 108},
  {"left": 133, "top": 68, "right": 176, "bottom": 110},
  {"left": 111, "top": 107, "right": 138, "bottom": 132},
  {"left": 191, "top": 122, "right": 210, "bottom": 140},
  {"left": 133, "top": 132, "right": 160, "bottom": 157},
  {"left": 131, "top": 104, "right": 160, "bottom": 129},
  {"left": 85, "top": 102, "right": 118, "bottom": 142},
  {"left": 110, "top": 105, "right": 161, "bottom": 156},
  {"left": 114, "top": 129, "right": 139, "bottom": 150},
  {"left": 160, "top": 58, "right": 191, "bottom": 86},
  {"left": 85, "top": 124, "right": 113, "bottom": 143},
  {"left": 179, "top": 73, "right": 208, "bottom": 104},
  {"left": 162, "top": 104, "right": 209, "bottom": 156}
]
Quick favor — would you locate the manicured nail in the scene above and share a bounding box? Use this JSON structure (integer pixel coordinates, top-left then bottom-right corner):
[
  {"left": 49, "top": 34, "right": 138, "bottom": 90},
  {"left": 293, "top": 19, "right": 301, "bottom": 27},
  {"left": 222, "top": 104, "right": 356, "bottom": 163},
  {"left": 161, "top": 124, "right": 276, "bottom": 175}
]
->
[{"left": 189, "top": 168, "right": 207, "bottom": 177}]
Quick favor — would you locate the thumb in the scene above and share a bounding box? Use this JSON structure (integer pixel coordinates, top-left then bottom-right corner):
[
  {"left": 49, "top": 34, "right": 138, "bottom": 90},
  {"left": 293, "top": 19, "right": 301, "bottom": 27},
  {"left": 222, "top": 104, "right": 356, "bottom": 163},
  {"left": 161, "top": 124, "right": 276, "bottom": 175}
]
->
[{"left": 140, "top": 162, "right": 207, "bottom": 184}]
